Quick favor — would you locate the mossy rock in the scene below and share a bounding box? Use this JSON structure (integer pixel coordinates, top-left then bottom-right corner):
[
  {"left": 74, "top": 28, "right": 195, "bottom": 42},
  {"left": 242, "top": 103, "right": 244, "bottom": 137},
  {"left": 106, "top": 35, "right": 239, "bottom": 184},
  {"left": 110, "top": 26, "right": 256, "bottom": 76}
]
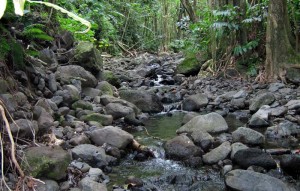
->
[
  {"left": 81, "top": 113, "right": 113, "bottom": 126},
  {"left": 72, "top": 100, "right": 93, "bottom": 110},
  {"left": 23, "top": 146, "right": 71, "bottom": 180},
  {"left": 286, "top": 67, "right": 300, "bottom": 84},
  {"left": 176, "top": 52, "right": 203, "bottom": 76},
  {"left": 100, "top": 70, "right": 120, "bottom": 87},
  {"left": 96, "top": 81, "right": 114, "bottom": 96}
]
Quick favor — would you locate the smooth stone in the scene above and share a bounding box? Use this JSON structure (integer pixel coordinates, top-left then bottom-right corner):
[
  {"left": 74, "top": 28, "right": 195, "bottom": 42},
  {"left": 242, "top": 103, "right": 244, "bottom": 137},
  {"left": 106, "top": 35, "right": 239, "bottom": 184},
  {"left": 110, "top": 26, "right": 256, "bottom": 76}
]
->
[{"left": 232, "top": 127, "right": 265, "bottom": 145}]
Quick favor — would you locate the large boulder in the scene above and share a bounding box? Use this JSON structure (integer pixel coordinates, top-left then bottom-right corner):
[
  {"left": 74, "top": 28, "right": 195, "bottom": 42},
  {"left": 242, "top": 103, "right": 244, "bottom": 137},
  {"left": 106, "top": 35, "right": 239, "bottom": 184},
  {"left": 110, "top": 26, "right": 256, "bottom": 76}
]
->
[
  {"left": 225, "top": 169, "right": 296, "bottom": 191},
  {"left": 249, "top": 105, "right": 270, "bottom": 128},
  {"left": 176, "top": 112, "right": 228, "bottom": 134},
  {"left": 81, "top": 113, "right": 113, "bottom": 126},
  {"left": 232, "top": 127, "right": 265, "bottom": 145},
  {"left": 55, "top": 65, "right": 97, "bottom": 87},
  {"left": 233, "top": 148, "right": 276, "bottom": 170},
  {"left": 104, "top": 103, "right": 135, "bottom": 120},
  {"left": 10, "top": 119, "right": 38, "bottom": 139},
  {"left": 202, "top": 141, "right": 231, "bottom": 164},
  {"left": 74, "top": 41, "right": 103, "bottom": 74},
  {"left": 96, "top": 81, "right": 114, "bottom": 96},
  {"left": 249, "top": 92, "right": 275, "bottom": 113},
  {"left": 176, "top": 53, "right": 202, "bottom": 76},
  {"left": 90, "top": 126, "right": 134, "bottom": 149},
  {"left": 100, "top": 95, "right": 140, "bottom": 115},
  {"left": 230, "top": 142, "right": 249, "bottom": 159},
  {"left": 190, "top": 130, "right": 214, "bottom": 151},
  {"left": 71, "top": 144, "right": 116, "bottom": 168},
  {"left": 164, "top": 134, "right": 203, "bottom": 160},
  {"left": 23, "top": 146, "right": 71, "bottom": 180},
  {"left": 119, "top": 89, "right": 163, "bottom": 113},
  {"left": 182, "top": 93, "right": 208, "bottom": 111}
]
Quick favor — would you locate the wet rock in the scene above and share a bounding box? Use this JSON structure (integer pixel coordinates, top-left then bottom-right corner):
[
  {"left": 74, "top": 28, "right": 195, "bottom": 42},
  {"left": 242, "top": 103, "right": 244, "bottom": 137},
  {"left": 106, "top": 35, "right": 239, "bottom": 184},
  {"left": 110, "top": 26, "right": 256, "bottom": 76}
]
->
[
  {"left": 202, "top": 141, "right": 231, "bottom": 165},
  {"left": 249, "top": 92, "right": 275, "bottom": 113},
  {"left": 125, "top": 176, "right": 144, "bottom": 187},
  {"left": 225, "top": 169, "right": 296, "bottom": 191},
  {"left": 177, "top": 112, "right": 228, "bottom": 134},
  {"left": 90, "top": 126, "right": 133, "bottom": 149},
  {"left": 81, "top": 113, "right": 113, "bottom": 126},
  {"left": 230, "top": 142, "right": 249, "bottom": 159},
  {"left": 78, "top": 177, "right": 107, "bottom": 191},
  {"left": 24, "top": 146, "right": 71, "bottom": 180},
  {"left": 71, "top": 144, "right": 116, "bottom": 168},
  {"left": 232, "top": 127, "right": 265, "bottom": 145},
  {"left": 280, "top": 154, "right": 300, "bottom": 177},
  {"left": 104, "top": 103, "right": 135, "bottom": 119},
  {"left": 119, "top": 89, "right": 163, "bottom": 113},
  {"left": 233, "top": 148, "right": 276, "bottom": 170},
  {"left": 182, "top": 93, "right": 208, "bottom": 111},
  {"left": 10, "top": 119, "right": 38, "bottom": 139},
  {"left": 35, "top": 179, "right": 59, "bottom": 191},
  {"left": 164, "top": 134, "right": 203, "bottom": 160},
  {"left": 74, "top": 41, "right": 103, "bottom": 74},
  {"left": 249, "top": 105, "right": 270, "bottom": 128},
  {"left": 55, "top": 65, "right": 97, "bottom": 87},
  {"left": 191, "top": 130, "right": 214, "bottom": 151}
]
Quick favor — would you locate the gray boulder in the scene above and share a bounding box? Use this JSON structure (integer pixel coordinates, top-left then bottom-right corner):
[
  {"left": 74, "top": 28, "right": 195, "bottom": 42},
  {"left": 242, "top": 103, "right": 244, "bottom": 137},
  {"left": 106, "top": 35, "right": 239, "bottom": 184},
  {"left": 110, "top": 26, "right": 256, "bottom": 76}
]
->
[
  {"left": 10, "top": 119, "right": 38, "bottom": 139},
  {"left": 55, "top": 65, "right": 97, "bottom": 87},
  {"left": 74, "top": 41, "right": 103, "bottom": 73},
  {"left": 164, "top": 134, "right": 202, "bottom": 160},
  {"left": 233, "top": 148, "right": 276, "bottom": 170},
  {"left": 35, "top": 179, "right": 59, "bottom": 191},
  {"left": 81, "top": 113, "right": 113, "bottom": 126},
  {"left": 249, "top": 105, "right": 270, "bottom": 128},
  {"left": 232, "top": 127, "right": 265, "bottom": 145},
  {"left": 100, "top": 95, "right": 140, "bottom": 115},
  {"left": 72, "top": 144, "right": 116, "bottom": 168},
  {"left": 190, "top": 130, "right": 214, "bottom": 151},
  {"left": 0, "top": 93, "right": 17, "bottom": 112},
  {"left": 90, "top": 126, "right": 133, "bottom": 149},
  {"left": 249, "top": 92, "right": 275, "bottom": 113},
  {"left": 119, "top": 89, "right": 163, "bottom": 113},
  {"left": 96, "top": 81, "right": 114, "bottom": 96},
  {"left": 225, "top": 169, "right": 296, "bottom": 191},
  {"left": 82, "top": 87, "right": 102, "bottom": 99},
  {"left": 24, "top": 146, "right": 71, "bottom": 180},
  {"left": 231, "top": 142, "right": 249, "bottom": 159},
  {"left": 202, "top": 141, "right": 231, "bottom": 164},
  {"left": 265, "top": 120, "right": 300, "bottom": 138},
  {"left": 285, "top": 100, "right": 300, "bottom": 110},
  {"left": 55, "top": 85, "right": 80, "bottom": 105},
  {"left": 104, "top": 103, "right": 135, "bottom": 119},
  {"left": 78, "top": 177, "right": 107, "bottom": 191},
  {"left": 182, "top": 93, "right": 208, "bottom": 111},
  {"left": 176, "top": 112, "right": 228, "bottom": 134},
  {"left": 37, "top": 107, "right": 54, "bottom": 135}
]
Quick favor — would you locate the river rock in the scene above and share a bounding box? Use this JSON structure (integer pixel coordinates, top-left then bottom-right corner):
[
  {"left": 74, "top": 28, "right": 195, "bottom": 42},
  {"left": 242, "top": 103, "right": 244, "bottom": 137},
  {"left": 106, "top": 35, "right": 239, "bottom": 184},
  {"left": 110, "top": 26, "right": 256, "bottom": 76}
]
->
[
  {"left": 10, "top": 119, "right": 38, "bottom": 139},
  {"left": 268, "top": 82, "right": 285, "bottom": 92},
  {"left": 0, "top": 93, "right": 18, "bottom": 112},
  {"left": 265, "top": 120, "right": 300, "bottom": 138},
  {"left": 78, "top": 177, "right": 107, "bottom": 191},
  {"left": 233, "top": 148, "right": 276, "bottom": 169},
  {"left": 24, "top": 146, "right": 71, "bottom": 180},
  {"left": 177, "top": 112, "right": 228, "bottom": 134},
  {"left": 104, "top": 103, "right": 135, "bottom": 119},
  {"left": 100, "top": 95, "right": 140, "bottom": 114},
  {"left": 82, "top": 87, "right": 102, "bottom": 99},
  {"left": 70, "top": 134, "right": 91, "bottom": 146},
  {"left": 35, "top": 179, "right": 60, "bottom": 191},
  {"left": 230, "top": 142, "right": 249, "bottom": 159},
  {"left": 71, "top": 144, "right": 116, "bottom": 168},
  {"left": 0, "top": 79, "right": 8, "bottom": 93},
  {"left": 232, "top": 127, "right": 265, "bottom": 145},
  {"left": 280, "top": 154, "right": 300, "bottom": 176},
  {"left": 176, "top": 53, "right": 202, "bottom": 76},
  {"left": 96, "top": 81, "right": 114, "bottom": 96},
  {"left": 72, "top": 100, "right": 93, "bottom": 110},
  {"left": 285, "top": 100, "right": 300, "bottom": 110},
  {"left": 164, "top": 134, "right": 202, "bottom": 160},
  {"left": 202, "top": 141, "right": 231, "bottom": 164},
  {"left": 55, "top": 65, "right": 97, "bottom": 87},
  {"left": 225, "top": 169, "right": 296, "bottom": 191},
  {"left": 119, "top": 89, "right": 163, "bottom": 113},
  {"left": 182, "top": 112, "right": 198, "bottom": 124},
  {"left": 90, "top": 126, "right": 133, "bottom": 149},
  {"left": 249, "top": 92, "right": 275, "bottom": 113},
  {"left": 182, "top": 93, "right": 208, "bottom": 111},
  {"left": 37, "top": 107, "right": 54, "bottom": 135},
  {"left": 74, "top": 41, "right": 103, "bottom": 74},
  {"left": 249, "top": 105, "right": 270, "bottom": 128},
  {"left": 233, "top": 90, "right": 248, "bottom": 99},
  {"left": 270, "top": 106, "right": 288, "bottom": 117},
  {"left": 191, "top": 130, "right": 214, "bottom": 151},
  {"left": 81, "top": 113, "right": 113, "bottom": 126}
]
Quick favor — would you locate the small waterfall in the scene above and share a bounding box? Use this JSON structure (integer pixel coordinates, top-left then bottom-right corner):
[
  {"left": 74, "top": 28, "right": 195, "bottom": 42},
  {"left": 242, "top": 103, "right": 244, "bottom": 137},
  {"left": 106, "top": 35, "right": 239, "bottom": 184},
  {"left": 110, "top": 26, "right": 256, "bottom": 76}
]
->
[
  {"left": 163, "top": 102, "right": 182, "bottom": 113},
  {"left": 274, "top": 159, "right": 283, "bottom": 174}
]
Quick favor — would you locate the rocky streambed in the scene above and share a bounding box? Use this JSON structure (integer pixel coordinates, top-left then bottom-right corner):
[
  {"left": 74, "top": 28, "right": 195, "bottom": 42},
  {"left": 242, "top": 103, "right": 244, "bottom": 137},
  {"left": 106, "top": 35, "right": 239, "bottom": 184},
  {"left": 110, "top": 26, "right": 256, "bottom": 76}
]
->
[{"left": 1, "top": 41, "right": 300, "bottom": 191}]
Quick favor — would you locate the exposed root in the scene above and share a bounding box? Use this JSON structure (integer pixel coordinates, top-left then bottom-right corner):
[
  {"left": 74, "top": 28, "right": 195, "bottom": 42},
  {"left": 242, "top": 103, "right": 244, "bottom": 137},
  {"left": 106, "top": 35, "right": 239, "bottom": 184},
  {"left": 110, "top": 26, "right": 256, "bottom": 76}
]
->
[{"left": 0, "top": 100, "right": 25, "bottom": 178}]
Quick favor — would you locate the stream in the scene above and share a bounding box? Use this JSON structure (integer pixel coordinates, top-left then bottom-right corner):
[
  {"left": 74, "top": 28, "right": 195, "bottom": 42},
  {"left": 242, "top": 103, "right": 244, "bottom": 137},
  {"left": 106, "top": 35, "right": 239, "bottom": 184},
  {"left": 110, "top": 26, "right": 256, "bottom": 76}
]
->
[{"left": 108, "top": 111, "right": 245, "bottom": 190}]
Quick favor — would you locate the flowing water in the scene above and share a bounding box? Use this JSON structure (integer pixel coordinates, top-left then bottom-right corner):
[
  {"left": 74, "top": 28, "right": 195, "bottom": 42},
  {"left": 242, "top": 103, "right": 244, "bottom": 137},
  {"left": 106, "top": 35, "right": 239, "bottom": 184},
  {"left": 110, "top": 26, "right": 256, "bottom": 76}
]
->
[{"left": 108, "top": 111, "right": 246, "bottom": 190}]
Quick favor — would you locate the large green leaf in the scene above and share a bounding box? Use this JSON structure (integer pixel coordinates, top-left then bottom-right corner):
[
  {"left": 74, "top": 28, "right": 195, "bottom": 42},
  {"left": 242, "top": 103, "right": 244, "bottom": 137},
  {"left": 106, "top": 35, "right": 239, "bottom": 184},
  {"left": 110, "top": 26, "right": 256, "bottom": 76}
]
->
[
  {"left": 13, "top": 0, "right": 26, "bottom": 16},
  {"left": 0, "top": 0, "right": 7, "bottom": 18}
]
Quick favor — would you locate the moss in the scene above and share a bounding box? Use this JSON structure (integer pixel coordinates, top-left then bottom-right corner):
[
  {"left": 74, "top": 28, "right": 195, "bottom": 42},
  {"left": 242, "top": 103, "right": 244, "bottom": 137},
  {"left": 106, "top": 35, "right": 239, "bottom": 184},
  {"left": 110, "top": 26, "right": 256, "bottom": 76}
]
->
[
  {"left": 72, "top": 100, "right": 93, "bottom": 110},
  {"left": 11, "top": 41, "right": 25, "bottom": 70},
  {"left": 82, "top": 113, "right": 112, "bottom": 125},
  {"left": 97, "top": 81, "right": 114, "bottom": 96},
  {"left": 176, "top": 52, "right": 202, "bottom": 75},
  {"left": 102, "top": 70, "right": 120, "bottom": 87}
]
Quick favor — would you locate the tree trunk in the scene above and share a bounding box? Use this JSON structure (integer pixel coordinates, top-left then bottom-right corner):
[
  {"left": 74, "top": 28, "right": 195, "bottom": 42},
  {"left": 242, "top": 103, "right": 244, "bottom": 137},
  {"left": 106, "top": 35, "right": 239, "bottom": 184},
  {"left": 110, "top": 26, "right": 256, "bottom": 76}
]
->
[
  {"left": 265, "top": 0, "right": 297, "bottom": 81},
  {"left": 180, "top": 0, "right": 197, "bottom": 22}
]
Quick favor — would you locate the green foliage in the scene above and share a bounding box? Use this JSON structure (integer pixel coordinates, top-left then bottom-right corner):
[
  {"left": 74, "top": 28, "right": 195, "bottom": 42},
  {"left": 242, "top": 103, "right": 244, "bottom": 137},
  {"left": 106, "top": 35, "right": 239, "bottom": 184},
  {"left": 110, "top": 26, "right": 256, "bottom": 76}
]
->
[
  {"left": 234, "top": 40, "right": 259, "bottom": 56},
  {"left": 0, "top": 35, "right": 11, "bottom": 61},
  {"left": 22, "top": 24, "right": 54, "bottom": 41}
]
